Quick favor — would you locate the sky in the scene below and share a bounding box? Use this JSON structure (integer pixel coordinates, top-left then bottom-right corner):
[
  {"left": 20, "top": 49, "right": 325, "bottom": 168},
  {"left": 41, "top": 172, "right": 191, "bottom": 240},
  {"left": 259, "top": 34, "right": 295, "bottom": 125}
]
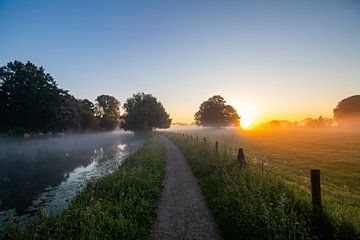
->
[{"left": 1, "top": 0, "right": 359, "bottom": 126}]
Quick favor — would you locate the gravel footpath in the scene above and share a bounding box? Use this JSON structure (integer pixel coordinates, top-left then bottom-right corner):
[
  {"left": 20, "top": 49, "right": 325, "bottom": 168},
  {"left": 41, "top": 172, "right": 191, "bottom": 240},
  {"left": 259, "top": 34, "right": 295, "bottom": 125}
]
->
[{"left": 151, "top": 136, "right": 220, "bottom": 240}]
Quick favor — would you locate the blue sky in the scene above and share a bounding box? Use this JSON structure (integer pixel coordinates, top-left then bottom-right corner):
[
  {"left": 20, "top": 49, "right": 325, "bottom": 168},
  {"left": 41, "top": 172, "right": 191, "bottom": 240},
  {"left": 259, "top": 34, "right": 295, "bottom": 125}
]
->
[{"left": 1, "top": 0, "right": 359, "bottom": 123}]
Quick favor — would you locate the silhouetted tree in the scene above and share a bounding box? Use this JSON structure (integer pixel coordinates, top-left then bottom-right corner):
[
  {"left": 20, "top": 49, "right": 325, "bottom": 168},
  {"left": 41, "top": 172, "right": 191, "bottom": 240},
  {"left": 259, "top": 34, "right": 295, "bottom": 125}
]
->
[
  {"left": 95, "top": 95, "right": 120, "bottom": 130},
  {"left": 0, "top": 61, "right": 103, "bottom": 133},
  {"left": 301, "top": 116, "right": 333, "bottom": 128},
  {"left": 60, "top": 96, "right": 99, "bottom": 131},
  {"left": 79, "top": 99, "right": 99, "bottom": 130},
  {"left": 334, "top": 95, "right": 360, "bottom": 127},
  {"left": 0, "top": 61, "right": 66, "bottom": 132},
  {"left": 256, "top": 120, "right": 292, "bottom": 129},
  {"left": 194, "top": 95, "right": 240, "bottom": 127},
  {"left": 59, "top": 94, "right": 82, "bottom": 130},
  {"left": 122, "top": 93, "right": 171, "bottom": 131}
]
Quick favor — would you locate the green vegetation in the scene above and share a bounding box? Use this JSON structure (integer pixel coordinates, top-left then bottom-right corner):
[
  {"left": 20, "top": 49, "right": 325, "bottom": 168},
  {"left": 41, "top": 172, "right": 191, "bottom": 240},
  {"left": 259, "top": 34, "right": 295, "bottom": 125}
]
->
[
  {"left": 178, "top": 128, "right": 360, "bottom": 231},
  {"left": 2, "top": 135, "right": 165, "bottom": 240},
  {"left": 167, "top": 132, "right": 359, "bottom": 239},
  {"left": 122, "top": 92, "right": 172, "bottom": 132},
  {"left": 96, "top": 94, "right": 121, "bottom": 130},
  {"left": 0, "top": 61, "right": 121, "bottom": 133},
  {"left": 0, "top": 61, "right": 172, "bottom": 134},
  {"left": 194, "top": 95, "right": 240, "bottom": 128}
]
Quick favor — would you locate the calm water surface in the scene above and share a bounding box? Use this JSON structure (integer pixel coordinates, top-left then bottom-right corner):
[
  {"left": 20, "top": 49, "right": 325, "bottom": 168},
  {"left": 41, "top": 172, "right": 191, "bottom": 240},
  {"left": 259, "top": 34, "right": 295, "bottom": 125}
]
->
[{"left": 0, "top": 131, "right": 145, "bottom": 228}]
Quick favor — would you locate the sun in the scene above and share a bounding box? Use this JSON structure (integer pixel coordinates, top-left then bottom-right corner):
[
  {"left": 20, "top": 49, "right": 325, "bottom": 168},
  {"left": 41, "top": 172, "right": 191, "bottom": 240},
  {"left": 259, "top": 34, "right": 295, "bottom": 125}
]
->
[
  {"left": 240, "top": 114, "right": 255, "bottom": 129},
  {"left": 235, "top": 104, "right": 257, "bottom": 129}
]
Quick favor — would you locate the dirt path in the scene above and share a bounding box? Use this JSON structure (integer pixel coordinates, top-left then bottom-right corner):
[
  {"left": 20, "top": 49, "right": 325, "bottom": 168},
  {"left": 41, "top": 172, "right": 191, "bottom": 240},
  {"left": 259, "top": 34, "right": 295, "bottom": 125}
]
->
[{"left": 151, "top": 136, "right": 220, "bottom": 240}]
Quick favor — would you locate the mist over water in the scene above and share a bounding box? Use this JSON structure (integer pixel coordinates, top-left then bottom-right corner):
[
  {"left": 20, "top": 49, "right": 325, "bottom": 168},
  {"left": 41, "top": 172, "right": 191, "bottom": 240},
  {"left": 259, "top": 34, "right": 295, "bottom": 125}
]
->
[{"left": 0, "top": 131, "right": 145, "bottom": 227}]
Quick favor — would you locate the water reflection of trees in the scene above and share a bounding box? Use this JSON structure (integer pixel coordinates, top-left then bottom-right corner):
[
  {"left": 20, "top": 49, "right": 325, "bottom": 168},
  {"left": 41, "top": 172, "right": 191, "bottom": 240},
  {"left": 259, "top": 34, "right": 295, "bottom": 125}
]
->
[{"left": 0, "top": 133, "right": 139, "bottom": 214}]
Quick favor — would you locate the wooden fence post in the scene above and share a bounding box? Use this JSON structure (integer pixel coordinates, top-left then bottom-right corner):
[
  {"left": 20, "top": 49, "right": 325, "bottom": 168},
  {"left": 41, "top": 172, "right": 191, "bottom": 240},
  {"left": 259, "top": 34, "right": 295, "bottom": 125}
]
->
[
  {"left": 215, "top": 141, "right": 218, "bottom": 154},
  {"left": 237, "top": 148, "right": 245, "bottom": 164},
  {"left": 311, "top": 169, "right": 322, "bottom": 213}
]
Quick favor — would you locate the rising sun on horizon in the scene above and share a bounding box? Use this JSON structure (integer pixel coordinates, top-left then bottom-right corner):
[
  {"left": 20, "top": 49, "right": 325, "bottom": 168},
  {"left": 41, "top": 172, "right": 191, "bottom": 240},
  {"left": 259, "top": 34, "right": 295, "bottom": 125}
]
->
[
  {"left": 236, "top": 104, "right": 257, "bottom": 129},
  {"left": 240, "top": 115, "right": 254, "bottom": 129}
]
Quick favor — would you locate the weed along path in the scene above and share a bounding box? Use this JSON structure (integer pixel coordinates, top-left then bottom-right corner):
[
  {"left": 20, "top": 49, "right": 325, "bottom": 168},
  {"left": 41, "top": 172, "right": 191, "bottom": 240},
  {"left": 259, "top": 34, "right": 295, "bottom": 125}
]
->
[{"left": 151, "top": 136, "right": 220, "bottom": 240}]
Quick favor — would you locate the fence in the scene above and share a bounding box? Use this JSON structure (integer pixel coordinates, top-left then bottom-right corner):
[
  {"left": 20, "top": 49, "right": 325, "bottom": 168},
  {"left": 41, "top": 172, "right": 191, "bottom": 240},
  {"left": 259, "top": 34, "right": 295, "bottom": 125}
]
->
[{"left": 179, "top": 132, "right": 323, "bottom": 214}]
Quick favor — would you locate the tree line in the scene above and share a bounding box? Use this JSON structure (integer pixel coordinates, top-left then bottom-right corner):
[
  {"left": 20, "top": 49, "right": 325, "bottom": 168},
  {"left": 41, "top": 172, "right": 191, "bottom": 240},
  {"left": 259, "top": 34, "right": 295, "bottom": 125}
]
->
[
  {"left": 253, "top": 95, "right": 360, "bottom": 129},
  {"left": 0, "top": 61, "right": 171, "bottom": 134},
  {"left": 192, "top": 94, "right": 360, "bottom": 129}
]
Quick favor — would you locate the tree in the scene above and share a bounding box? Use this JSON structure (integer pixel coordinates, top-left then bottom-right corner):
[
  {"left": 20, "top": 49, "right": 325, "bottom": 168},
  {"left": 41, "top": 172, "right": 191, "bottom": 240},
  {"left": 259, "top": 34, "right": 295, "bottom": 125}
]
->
[
  {"left": 59, "top": 94, "right": 82, "bottom": 131},
  {"left": 334, "top": 95, "right": 360, "bottom": 127},
  {"left": 122, "top": 93, "right": 171, "bottom": 131},
  {"left": 78, "top": 99, "right": 98, "bottom": 130},
  {"left": 0, "top": 61, "right": 66, "bottom": 132},
  {"left": 95, "top": 95, "right": 120, "bottom": 130},
  {"left": 60, "top": 96, "right": 99, "bottom": 131},
  {"left": 194, "top": 95, "right": 240, "bottom": 127}
]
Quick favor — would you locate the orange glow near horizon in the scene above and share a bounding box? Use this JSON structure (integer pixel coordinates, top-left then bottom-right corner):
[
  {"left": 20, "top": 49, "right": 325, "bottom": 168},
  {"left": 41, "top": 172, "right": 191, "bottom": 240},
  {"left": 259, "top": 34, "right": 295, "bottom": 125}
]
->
[{"left": 168, "top": 101, "right": 335, "bottom": 128}]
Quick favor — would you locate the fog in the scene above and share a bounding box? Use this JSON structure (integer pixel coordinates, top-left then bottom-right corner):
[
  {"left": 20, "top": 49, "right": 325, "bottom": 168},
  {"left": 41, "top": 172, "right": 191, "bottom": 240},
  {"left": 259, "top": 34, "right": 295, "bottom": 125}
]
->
[
  {"left": 0, "top": 131, "right": 138, "bottom": 159},
  {"left": 0, "top": 131, "right": 145, "bottom": 227}
]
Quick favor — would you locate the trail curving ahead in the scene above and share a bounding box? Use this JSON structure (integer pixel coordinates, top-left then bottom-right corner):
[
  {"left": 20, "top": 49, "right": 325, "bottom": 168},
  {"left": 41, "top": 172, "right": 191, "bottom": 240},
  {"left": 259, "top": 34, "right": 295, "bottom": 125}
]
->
[{"left": 151, "top": 136, "right": 220, "bottom": 240}]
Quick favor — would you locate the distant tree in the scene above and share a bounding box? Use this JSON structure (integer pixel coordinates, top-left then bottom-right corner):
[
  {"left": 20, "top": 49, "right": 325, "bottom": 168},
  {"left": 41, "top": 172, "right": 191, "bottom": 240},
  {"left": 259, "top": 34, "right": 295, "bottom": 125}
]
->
[
  {"left": 59, "top": 94, "right": 82, "bottom": 130},
  {"left": 0, "top": 61, "right": 66, "bottom": 132},
  {"left": 194, "top": 95, "right": 240, "bottom": 127},
  {"left": 78, "top": 99, "right": 98, "bottom": 130},
  {"left": 301, "top": 116, "right": 333, "bottom": 128},
  {"left": 80, "top": 99, "right": 96, "bottom": 114},
  {"left": 60, "top": 96, "right": 99, "bottom": 131},
  {"left": 334, "top": 95, "right": 360, "bottom": 127},
  {"left": 122, "top": 93, "right": 171, "bottom": 131},
  {"left": 256, "top": 120, "right": 292, "bottom": 129},
  {"left": 95, "top": 95, "right": 120, "bottom": 130}
]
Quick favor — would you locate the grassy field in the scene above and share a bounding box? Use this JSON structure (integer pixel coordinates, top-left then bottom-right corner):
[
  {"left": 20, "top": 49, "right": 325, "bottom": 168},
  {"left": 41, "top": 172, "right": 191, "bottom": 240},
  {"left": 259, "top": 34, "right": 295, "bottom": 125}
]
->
[
  {"left": 2, "top": 135, "right": 166, "bottom": 240},
  {"left": 166, "top": 128, "right": 360, "bottom": 239}
]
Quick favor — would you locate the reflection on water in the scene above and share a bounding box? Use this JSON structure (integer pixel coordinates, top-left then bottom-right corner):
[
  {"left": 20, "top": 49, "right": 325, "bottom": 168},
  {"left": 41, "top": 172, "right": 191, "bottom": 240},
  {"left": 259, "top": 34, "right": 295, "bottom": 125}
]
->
[{"left": 0, "top": 131, "right": 145, "bottom": 228}]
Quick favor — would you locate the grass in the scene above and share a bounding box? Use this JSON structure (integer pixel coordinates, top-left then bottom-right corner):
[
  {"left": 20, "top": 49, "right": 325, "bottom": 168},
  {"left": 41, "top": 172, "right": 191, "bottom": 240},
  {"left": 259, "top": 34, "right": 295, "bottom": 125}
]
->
[
  {"left": 173, "top": 127, "right": 360, "bottom": 232},
  {"left": 2, "top": 134, "right": 165, "bottom": 240},
  {"left": 167, "top": 131, "right": 360, "bottom": 240}
]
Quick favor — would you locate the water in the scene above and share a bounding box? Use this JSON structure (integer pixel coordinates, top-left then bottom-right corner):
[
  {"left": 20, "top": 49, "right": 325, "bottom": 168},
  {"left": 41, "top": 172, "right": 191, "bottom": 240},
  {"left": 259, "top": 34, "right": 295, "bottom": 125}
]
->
[{"left": 0, "top": 131, "right": 145, "bottom": 229}]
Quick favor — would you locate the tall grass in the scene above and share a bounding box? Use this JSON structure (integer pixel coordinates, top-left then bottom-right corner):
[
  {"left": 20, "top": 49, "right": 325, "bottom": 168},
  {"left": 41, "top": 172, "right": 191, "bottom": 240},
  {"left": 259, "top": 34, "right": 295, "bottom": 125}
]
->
[
  {"left": 2, "top": 135, "right": 166, "bottom": 240},
  {"left": 174, "top": 128, "right": 360, "bottom": 232},
  {"left": 167, "top": 133, "right": 359, "bottom": 240}
]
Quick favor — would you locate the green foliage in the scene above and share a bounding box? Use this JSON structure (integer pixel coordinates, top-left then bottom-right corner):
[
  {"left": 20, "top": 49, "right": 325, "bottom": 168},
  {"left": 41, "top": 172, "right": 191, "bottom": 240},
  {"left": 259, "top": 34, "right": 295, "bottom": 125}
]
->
[
  {"left": 167, "top": 133, "right": 359, "bottom": 240},
  {"left": 95, "top": 95, "right": 121, "bottom": 130},
  {"left": 3, "top": 135, "right": 166, "bottom": 240},
  {"left": 0, "top": 61, "right": 66, "bottom": 132},
  {"left": 122, "top": 93, "right": 171, "bottom": 132},
  {"left": 194, "top": 95, "right": 240, "bottom": 128},
  {"left": 184, "top": 128, "right": 360, "bottom": 231},
  {"left": 0, "top": 61, "right": 119, "bottom": 133}
]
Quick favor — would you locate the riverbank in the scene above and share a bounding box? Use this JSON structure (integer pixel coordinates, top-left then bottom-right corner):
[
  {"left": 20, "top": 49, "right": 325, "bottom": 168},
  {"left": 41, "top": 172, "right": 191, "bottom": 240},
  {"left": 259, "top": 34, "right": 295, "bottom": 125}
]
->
[
  {"left": 2, "top": 135, "right": 166, "bottom": 239},
  {"left": 167, "top": 132, "right": 359, "bottom": 240}
]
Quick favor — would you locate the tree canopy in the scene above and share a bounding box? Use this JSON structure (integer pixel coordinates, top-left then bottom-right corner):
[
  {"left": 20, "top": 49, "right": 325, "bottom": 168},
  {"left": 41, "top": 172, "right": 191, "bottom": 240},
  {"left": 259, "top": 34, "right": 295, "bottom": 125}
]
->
[
  {"left": 0, "top": 61, "right": 117, "bottom": 133},
  {"left": 95, "top": 95, "right": 121, "bottom": 130},
  {"left": 334, "top": 95, "right": 360, "bottom": 126},
  {"left": 122, "top": 93, "right": 171, "bottom": 131},
  {"left": 0, "top": 61, "right": 66, "bottom": 132},
  {"left": 194, "top": 95, "right": 240, "bottom": 127}
]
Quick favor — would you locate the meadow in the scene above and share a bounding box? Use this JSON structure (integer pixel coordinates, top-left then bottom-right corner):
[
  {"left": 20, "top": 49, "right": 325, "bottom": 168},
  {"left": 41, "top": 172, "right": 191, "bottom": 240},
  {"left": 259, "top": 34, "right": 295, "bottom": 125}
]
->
[{"left": 167, "top": 127, "right": 360, "bottom": 238}]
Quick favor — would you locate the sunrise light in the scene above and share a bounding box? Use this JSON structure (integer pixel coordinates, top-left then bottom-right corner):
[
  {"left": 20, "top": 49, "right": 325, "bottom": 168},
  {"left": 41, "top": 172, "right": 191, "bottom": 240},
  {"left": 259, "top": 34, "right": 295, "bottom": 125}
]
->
[{"left": 236, "top": 104, "right": 257, "bottom": 129}]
